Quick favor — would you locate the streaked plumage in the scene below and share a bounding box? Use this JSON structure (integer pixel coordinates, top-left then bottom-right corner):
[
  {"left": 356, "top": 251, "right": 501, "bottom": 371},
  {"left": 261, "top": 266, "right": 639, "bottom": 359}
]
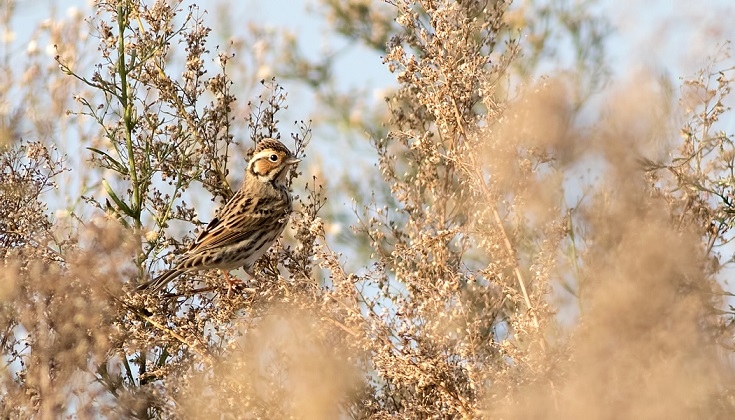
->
[{"left": 138, "top": 138, "right": 300, "bottom": 293}]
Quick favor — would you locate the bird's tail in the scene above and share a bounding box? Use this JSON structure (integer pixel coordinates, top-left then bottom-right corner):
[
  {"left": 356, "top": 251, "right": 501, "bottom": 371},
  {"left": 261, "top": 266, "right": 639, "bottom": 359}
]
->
[{"left": 136, "top": 269, "right": 183, "bottom": 293}]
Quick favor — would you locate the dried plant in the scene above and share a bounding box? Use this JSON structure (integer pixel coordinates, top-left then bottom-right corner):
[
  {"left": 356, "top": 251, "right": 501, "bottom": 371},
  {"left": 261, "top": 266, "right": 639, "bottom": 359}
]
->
[{"left": 1, "top": 0, "right": 735, "bottom": 418}]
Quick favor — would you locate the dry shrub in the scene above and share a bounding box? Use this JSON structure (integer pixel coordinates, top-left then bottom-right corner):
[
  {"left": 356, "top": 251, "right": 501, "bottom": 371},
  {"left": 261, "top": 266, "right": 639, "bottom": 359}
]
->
[
  {"left": 0, "top": 219, "right": 137, "bottom": 417},
  {"left": 489, "top": 79, "right": 572, "bottom": 226},
  {"left": 177, "top": 308, "right": 358, "bottom": 419},
  {"left": 491, "top": 73, "right": 730, "bottom": 419},
  {"left": 2, "top": 0, "right": 735, "bottom": 418}
]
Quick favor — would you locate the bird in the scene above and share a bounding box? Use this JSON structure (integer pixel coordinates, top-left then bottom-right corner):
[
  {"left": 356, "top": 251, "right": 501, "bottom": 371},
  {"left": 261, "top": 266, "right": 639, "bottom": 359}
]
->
[{"left": 137, "top": 138, "right": 300, "bottom": 293}]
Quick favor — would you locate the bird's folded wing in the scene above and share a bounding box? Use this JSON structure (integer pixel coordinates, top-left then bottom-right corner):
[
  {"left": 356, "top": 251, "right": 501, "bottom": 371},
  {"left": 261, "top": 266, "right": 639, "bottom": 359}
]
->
[{"left": 189, "top": 213, "right": 264, "bottom": 252}]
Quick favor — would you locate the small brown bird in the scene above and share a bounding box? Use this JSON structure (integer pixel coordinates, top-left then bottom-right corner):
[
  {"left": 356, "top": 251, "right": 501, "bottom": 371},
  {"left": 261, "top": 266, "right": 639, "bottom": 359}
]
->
[{"left": 138, "top": 138, "right": 300, "bottom": 293}]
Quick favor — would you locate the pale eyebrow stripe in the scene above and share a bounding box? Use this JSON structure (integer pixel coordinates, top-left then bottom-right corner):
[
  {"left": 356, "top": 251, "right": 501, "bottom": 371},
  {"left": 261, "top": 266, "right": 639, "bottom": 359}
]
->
[{"left": 252, "top": 150, "right": 281, "bottom": 161}]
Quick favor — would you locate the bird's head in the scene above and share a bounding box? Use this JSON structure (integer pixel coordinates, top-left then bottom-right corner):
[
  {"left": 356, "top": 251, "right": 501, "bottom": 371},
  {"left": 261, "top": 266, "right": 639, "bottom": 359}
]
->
[{"left": 247, "top": 138, "right": 301, "bottom": 185}]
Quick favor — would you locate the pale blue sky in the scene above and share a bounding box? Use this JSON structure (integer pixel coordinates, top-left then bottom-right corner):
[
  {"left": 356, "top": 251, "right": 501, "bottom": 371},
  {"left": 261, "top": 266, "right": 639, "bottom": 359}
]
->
[{"left": 7, "top": 0, "right": 734, "bottom": 127}]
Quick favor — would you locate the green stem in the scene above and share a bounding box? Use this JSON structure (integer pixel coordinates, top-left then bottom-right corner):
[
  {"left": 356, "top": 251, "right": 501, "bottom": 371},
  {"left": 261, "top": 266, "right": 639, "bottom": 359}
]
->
[{"left": 117, "top": 2, "right": 141, "bottom": 227}]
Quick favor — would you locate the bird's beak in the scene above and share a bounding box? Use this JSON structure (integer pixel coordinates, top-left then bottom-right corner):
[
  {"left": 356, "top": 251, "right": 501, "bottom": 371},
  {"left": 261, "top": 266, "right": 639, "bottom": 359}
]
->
[{"left": 286, "top": 157, "right": 301, "bottom": 165}]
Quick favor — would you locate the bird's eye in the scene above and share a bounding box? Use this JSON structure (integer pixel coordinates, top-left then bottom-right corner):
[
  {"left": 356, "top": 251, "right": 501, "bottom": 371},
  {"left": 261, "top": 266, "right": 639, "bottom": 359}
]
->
[{"left": 269, "top": 154, "right": 278, "bottom": 162}]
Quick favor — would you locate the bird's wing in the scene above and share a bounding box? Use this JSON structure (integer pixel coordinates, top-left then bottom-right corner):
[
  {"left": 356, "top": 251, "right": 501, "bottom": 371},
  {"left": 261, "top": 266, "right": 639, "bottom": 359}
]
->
[
  {"left": 188, "top": 191, "right": 282, "bottom": 253},
  {"left": 190, "top": 215, "right": 261, "bottom": 252}
]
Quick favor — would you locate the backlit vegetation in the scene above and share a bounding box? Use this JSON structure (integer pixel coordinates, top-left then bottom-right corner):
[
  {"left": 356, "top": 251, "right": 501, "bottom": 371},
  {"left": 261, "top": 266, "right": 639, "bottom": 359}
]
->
[{"left": 1, "top": 0, "right": 734, "bottom": 418}]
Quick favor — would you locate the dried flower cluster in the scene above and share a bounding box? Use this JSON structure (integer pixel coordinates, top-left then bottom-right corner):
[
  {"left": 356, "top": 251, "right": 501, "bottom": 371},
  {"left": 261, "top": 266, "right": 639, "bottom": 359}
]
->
[{"left": 1, "top": 0, "right": 735, "bottom": 418}]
